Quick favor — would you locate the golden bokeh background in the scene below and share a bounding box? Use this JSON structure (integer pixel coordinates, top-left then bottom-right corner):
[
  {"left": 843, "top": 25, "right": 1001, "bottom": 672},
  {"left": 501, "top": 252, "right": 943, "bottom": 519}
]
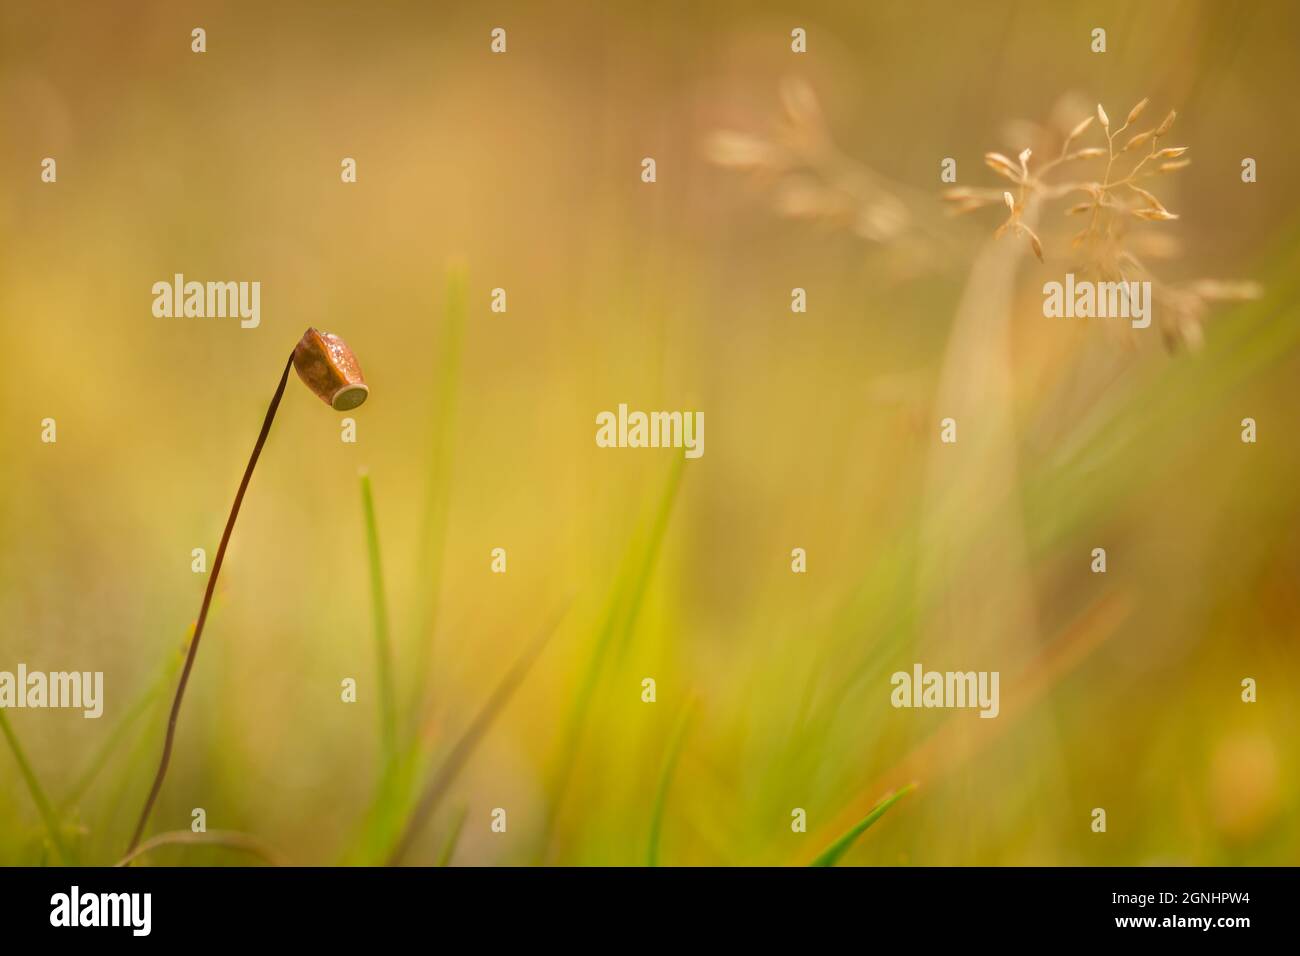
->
[{"left": 1, "top": 0, "right": 1297, "bottom": 865}]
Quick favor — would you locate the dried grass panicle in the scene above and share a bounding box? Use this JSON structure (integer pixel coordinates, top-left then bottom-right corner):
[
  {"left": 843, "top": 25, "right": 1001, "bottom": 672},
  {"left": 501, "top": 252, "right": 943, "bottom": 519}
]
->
[
  {"left": 705, "top": 76, "right": 914, "bottom": 244},
  {"left": 944, "top": 96, "right": 1262, "bottom": 351}
]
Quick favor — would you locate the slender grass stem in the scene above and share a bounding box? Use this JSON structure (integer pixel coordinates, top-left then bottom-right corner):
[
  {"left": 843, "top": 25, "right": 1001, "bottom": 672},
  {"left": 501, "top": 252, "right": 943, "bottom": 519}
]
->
[
  {"left": 360, "top": 472, "right": 397, "bottom": 770},
  {"left": 0, "top": 709, "right": 70, "bottom": 863},
  {"left": 541, "top": 459, "right": 684, "bottom": 858},
  {"left": 412, "top": 262, "right": 467, "bottom": 723},
  {"left": 647, "top": 696, "right": 695, "bottom": 866},
  {"left": 126, "top": 352, "right": 295, "bottom": 857}
]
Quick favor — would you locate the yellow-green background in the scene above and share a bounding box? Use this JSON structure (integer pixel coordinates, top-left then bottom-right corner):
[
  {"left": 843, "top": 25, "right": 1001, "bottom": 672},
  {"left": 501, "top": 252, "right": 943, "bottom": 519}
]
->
[{"left": 1, "top": 0, "right": 1296, "bottom": 865}]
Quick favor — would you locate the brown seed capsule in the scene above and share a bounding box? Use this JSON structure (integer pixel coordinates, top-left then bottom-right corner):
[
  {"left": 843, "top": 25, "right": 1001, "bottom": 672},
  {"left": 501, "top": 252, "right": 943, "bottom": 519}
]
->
[{"left": 292, "top": 328, "right": 369, "bottom": 410}]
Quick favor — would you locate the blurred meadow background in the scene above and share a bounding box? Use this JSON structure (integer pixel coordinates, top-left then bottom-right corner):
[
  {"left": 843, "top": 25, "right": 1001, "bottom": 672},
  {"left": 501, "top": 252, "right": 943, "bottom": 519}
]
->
[{"left": 1, "top": 0, "right": 1298, "bottom": 866}]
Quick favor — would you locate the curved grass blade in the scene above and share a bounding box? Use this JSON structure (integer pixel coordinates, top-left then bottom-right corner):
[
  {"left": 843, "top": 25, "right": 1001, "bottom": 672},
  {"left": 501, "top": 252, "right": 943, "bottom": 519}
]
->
[
  {"left": 647, "top": 696, "right": 695, "bottom": 866},
  {"left": 809, "top": 784, "right": 914, "bottom": 867},
  {"left": 115, "top": 829, "right": 288, "bottom": 867}
]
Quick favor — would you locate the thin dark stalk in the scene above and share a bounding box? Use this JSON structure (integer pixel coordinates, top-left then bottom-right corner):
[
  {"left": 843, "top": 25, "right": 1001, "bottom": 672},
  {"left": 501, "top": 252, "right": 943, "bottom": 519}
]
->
[{"left": 125, "top": 352, "right": 295, "bottom": 858}]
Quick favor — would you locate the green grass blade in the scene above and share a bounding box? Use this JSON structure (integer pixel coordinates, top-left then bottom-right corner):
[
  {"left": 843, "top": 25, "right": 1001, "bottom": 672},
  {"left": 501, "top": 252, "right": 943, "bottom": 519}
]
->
[
  {"left": 360, "top": 471, "right": 398, "bottom": 770},
  {"left": 387, "top": 605, "right": 568, "bottom": 865},
  {"left": 342, "top": 470, "right": 412, "bottom": 866},
  {"left": 647, "top": 696, "right": 694, "bottom": 866},
  {"left": 612, "top": 456, "right": 686, "bottom": 661},
  {"left": 341, "top": 747, "right": 420, "bottom": 866},
  {"left": 810, "top": 784, "right": 914, "bottom": 867},
  {"left": 435, "top": 805, "right": 467, "bottom": 867},
  {"left": 353, "top": 265, "right": 469, "bottom": 864},
  {"left": 62, "top": 644, "right": 186, "bottom": 813},
  {"left": 410, "top": 260, "right": 468, "bottom": 719},
  {"left": 541, "top": 458, "right": 685, "bottom": 856},
  {"left": 0, "top": 709, "right": 71, "bottom": 863}
]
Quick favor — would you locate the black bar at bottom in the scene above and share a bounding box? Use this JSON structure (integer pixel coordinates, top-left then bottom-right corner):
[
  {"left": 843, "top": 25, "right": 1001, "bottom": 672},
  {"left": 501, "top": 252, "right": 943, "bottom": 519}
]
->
[{"left": 0, "top": 866, "right": 1290, "bottom": 943}]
